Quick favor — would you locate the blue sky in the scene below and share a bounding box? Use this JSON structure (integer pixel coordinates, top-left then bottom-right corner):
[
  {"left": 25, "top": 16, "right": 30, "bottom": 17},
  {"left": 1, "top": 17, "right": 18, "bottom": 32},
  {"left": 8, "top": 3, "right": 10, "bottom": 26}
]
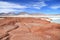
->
[{"left": 0, "top": 0, "right": 60, "bottom": 14}]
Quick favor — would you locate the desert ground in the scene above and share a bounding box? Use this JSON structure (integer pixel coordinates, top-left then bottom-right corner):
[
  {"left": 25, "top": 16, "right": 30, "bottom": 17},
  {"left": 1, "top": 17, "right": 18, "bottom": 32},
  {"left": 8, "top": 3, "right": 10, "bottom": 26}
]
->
[{"left": 0, "top": 17, "right": 60, "bottom": 40}]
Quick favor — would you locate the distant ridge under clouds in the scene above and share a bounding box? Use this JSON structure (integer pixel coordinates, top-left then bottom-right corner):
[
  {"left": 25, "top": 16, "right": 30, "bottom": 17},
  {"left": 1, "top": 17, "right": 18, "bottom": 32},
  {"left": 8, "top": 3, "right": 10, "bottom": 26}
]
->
[{"left": 0, "top": 12, "right": 60, "bottom": 16}]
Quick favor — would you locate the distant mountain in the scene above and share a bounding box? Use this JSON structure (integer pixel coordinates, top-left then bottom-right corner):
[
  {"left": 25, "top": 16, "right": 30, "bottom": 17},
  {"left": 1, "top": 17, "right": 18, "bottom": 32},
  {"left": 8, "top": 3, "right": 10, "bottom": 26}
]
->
[
  {"left": 18, "top": 12, "right": 29, "bottom": 15},
  {"left": 0, "top": 13, "right": 8, "bottom": 15},
  {"left": 18, "top": 12, "right": 46, "bottom": 15},
  {"left": 30, "top": 13, "right": 46, "bottom": 15},
  {"left": 0, "top": 12, "right": 60, "bottom": 16},
  {"left": 0, "top": 12, "right": 16, "bottom": 16}
]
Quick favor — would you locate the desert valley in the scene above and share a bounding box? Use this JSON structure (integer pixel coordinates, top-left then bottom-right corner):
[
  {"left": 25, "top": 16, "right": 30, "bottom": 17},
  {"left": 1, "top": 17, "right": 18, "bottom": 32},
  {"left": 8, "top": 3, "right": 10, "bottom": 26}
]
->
[{"left": 0, "top": 17, "right": 60, "bottom": 40}]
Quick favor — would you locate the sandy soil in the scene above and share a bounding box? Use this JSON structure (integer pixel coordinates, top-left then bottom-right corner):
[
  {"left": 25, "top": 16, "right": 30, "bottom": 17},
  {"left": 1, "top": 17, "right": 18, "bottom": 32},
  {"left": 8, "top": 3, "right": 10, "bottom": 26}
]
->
[{"left": 0, "top": 17, "right": 60, "bottom": 40}]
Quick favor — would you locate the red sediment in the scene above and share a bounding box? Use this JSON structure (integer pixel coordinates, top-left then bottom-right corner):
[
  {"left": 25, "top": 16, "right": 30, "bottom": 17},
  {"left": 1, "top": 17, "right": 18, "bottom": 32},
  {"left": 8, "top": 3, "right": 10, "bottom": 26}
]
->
[{"left": 0, "top": 17, "right": 60, "bottom": 40}]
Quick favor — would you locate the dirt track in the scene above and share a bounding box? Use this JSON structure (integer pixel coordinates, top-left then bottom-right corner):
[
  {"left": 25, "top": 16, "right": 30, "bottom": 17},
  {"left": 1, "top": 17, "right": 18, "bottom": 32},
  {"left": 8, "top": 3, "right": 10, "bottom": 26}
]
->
[{"left": 0, "top": 17, "right": 60, "bottom": 40}]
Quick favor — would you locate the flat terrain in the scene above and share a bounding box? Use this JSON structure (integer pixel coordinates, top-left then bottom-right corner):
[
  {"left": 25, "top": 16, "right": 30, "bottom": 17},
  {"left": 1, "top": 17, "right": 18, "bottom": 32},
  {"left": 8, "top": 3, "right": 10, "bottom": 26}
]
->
[{"left": 0, "top": 17, "right": 60, "bottom": 40}]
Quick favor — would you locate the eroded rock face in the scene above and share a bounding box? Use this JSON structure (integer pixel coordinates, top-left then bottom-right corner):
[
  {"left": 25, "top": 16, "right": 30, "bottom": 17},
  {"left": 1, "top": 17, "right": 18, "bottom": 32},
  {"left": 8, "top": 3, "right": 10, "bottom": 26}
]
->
[
  {"left": 0, "top": 29, "right": 7, "bottom": 39},
  {"left": 0, "top": 17, "right": 60, "bottom": 40}
]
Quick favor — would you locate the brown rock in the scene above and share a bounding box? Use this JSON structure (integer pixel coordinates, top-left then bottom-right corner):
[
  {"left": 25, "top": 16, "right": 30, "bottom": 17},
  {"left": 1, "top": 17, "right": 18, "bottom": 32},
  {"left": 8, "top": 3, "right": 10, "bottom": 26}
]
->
[
  {"left": 0, "top": 17, "right": 60, "bottom": 40},
  {"left": 0, "top": 29, "right": 8, "bottom": 39}
]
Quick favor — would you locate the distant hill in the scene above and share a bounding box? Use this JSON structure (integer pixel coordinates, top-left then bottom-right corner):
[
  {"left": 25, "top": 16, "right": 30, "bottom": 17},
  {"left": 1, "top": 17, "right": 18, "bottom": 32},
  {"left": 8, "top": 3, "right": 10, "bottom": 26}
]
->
[
  {"left": 0, "top": 12, "right": 16, "bottom": 16},
  {"left": 19, "top": 12, "right": 28, "bottom": 14},
  {"left": 0, "top": 12, "right": 60, "bottom": 16}
]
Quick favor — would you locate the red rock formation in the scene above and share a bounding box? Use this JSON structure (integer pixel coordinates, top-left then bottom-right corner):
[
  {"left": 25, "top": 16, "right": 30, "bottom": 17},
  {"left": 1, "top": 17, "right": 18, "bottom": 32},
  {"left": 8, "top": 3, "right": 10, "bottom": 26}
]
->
[{"left": 0, "top": 17, "right": 60, "bottom": 40}]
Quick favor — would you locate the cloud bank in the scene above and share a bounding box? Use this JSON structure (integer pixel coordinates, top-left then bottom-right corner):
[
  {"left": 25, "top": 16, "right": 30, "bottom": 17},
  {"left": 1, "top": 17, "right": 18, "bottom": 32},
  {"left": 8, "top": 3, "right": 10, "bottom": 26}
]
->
[
  {"left": 0, "top": 0, "right": 59, "bottom": 13},
  {"left": 32, "top": 1, "right": 46, "bottom": 9},
  {"left": 50, "top": 5, "right": 60, "bottom": 9},
  {"left": 0, "top": 1, "right": 47, "bottom": 13},
  {"left": 0, "top": 1, "right": 27, "bottom": 13}
]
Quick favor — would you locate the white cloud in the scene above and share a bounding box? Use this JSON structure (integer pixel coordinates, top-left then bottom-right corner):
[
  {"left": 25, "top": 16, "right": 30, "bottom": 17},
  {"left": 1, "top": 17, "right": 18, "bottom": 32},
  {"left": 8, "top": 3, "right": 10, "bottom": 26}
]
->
[
  {"left": 50, "top": 5, "right": 60, "bottom": 9},
  {"left": 32, "top": 1, "right": 46, "bottom": 9},
  {"left": 0, "top": 1, "right": 27, "bottom": 9},
  {"left": 0, "top": 1, "right": 47, "bottom": 13},
  {"left": 0, "top": 1, "right": 27, "bottom": 13},
  {"left": 39, "top": 0, "right": 50, "bottom": 1},
  {"left": 0, "top": 9, "right": 23, "bottom": 13}
]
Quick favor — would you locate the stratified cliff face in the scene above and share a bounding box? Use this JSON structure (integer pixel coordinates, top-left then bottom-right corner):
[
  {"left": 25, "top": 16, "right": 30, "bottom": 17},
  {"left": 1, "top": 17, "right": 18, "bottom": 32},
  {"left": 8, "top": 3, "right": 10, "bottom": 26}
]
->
[{"left": 0, "top": 17, "right": 60, "bottom": 40}]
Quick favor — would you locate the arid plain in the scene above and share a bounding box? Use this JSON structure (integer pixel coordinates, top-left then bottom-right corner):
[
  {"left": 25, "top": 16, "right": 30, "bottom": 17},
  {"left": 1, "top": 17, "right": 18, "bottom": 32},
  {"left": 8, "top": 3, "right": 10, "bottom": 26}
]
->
[{"left": 0, "top": 17, "right": 60, "bottom": 40}]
